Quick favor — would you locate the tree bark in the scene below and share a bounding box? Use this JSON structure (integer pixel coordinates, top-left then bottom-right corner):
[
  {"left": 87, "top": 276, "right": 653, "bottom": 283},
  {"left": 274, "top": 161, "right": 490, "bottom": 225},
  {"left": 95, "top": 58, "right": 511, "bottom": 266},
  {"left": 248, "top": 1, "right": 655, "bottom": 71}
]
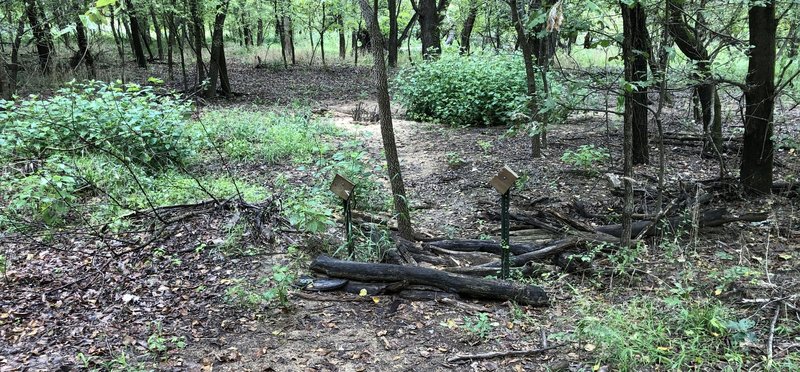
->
[
  {"left": 310, "top": 255, "right": 549, "bottom": 306},
  {"left": 621, "top": 1, "right": 649, "bottom": 165},
  {"left": 126, "top": 0, "right": 148, "bottom": 68},
  {"left": 741, "top": 2, "right": 776, "bottom": 194},
  {"left": 206, "top": 0, "right": 230, "bottom": 99},
  {"left": 666, "top": 0, "right": 721, "bottom": 155},
  {"left": 459, "top": 2, "right": 479, "bottom": 55},
  {"left": 73, "top": 14, "right": 95, "bottom": 78},
  {"left": 412, "top": 0, "right": 448, "bottom": 59},
  {"left": 337, "top": 14, "right": 346, "bottom": 59},
  {"left": 190, "top": 0, "right": 204, "bottom": 84},
  {"left": 509, "top": 0, "right": 541, "bottom": 158},
  {"left": 257, "top": 18, "right": 264, "bottom": 46},
  {"left": 25, "top": 0, "right": 52, "bottom": 73},
  {"left": 283, "top": 16, "right": 296, "bottom": 65},
  {"left": 150, "top": 5, "right": 164, "bottom": 59},
  {"left": 358, "top": 0, "right": 415, "bottom": 241},
  {"left": 388, "top": 0, "right": 399, "bottom": 67}
]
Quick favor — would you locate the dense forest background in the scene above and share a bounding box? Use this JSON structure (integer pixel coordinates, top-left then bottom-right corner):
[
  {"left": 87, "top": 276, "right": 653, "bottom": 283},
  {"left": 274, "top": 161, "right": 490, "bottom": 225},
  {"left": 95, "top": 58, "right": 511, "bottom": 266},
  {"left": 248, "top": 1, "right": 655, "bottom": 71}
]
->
[{"left": 1, "top": 0, "right": 799, "bottom": 370}]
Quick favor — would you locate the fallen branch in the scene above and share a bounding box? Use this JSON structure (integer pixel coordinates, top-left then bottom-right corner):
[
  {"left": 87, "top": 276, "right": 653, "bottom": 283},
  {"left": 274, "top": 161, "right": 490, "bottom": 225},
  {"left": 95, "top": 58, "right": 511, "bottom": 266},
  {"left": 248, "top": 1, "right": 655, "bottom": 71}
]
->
[
  {"left": 446, "top": 344, "right": 565, "bottom": 363},
  {"left": 310, "top": 255, "right": 548, "bottom": 306}
]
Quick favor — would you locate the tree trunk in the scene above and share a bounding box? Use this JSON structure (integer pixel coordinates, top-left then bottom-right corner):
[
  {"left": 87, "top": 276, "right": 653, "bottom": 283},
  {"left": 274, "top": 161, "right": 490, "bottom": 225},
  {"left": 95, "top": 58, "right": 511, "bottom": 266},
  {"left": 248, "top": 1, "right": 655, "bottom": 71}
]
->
[
  {"left": 741, "top": 2, "right": 776, "bottom": 194},
  {"left": 73, "top": 14, "right": 95, "bottom": 78},
  {"left": 166, "top": 10, "right": 176, "bottom": 80},
  {"left": 358, "top": 0, "right": 414, "bottom": 241},
  {"left": 257, "top": 18, "right": 264, "bottom": 46},
  {"left": 139, "top": 16, "right": 155, "bottom": 60},
  {"left": 388, "top": 0, "right": 398, "bottom": 67},
  {"left": 509, "top": 0, "right": 541, "bottom": 158},
  {"left": 274, "top": 1, "right": 288, "bottom": 68},
  {"left": 150, "top": 5, "right": 164, "bottom": 59},
  {"left": 283, "top": 16, "right": 296, "bottom": 65},
  {"left": 337, "top": 15, "right": 346, "bottom": 59},
  {"left": 25, "top": 0, "right": 52, "bottom": 73},
  {"left": 110, "top": 8, "right": 125, "bottom": 60},
  {"left": 126, "top": 0, "right": 148, "bottom": 68},
  {"left": 413, "top": 0, "right": 448, "bottom": 59},
  {"left": 190, "top": 0, "right": 204, "bottom": 84},
  {"left": 666, "top": 0, "right": 720, "bottom": 155},
  {"left": 621, "top": 1, "right": 649, "bottom": 165},
  {"left": 459, "top": 2, "right": 478, "bottom": 55},
  {"left": 206, "top": 0, "right": 230, "bottom": 99},
  {"left": 320, "top": 2, "right": 326, "bottom": 66}
]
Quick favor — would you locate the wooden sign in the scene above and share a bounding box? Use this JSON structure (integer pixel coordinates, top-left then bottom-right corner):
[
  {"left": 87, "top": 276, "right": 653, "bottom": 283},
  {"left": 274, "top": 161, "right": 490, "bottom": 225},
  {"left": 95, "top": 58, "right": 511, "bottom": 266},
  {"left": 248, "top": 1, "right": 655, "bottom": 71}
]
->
[
  {"left": 330, "top": 174, "right": 355, "bottom": 201},
  {"left": 490, "top": 165, "right": 519, "bottom": 194}
]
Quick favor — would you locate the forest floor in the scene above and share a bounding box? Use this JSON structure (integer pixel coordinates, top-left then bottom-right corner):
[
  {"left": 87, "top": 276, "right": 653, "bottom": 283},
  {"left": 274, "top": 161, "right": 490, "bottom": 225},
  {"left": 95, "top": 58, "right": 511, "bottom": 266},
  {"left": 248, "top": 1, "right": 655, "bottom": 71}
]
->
[{"left": 2, "top": 63, "right": 799, "bottom": 371}]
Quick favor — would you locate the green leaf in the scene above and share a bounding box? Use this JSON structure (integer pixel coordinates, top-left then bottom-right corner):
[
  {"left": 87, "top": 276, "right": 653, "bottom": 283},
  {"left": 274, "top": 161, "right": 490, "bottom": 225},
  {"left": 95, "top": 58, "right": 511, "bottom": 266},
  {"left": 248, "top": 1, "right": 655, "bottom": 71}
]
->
[{"left": 96, "top": 0, "right": 116, "bottom": 7}]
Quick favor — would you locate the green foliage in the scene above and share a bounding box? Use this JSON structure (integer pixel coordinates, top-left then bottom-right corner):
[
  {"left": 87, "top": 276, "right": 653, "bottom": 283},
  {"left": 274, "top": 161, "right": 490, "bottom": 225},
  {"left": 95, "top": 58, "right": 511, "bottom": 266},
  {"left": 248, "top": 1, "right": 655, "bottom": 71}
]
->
[
  {"left": 462, "top": 312, "right": 494, "bottom": 340},
  {"left": 283, "top": 185, "right": 334, "bottom": 233},
  {"left": 197, "top": 108, "right": 339, "bottom": 163},
  {"left": 225, "top": 265, "right": 295, "bottom": 310},
  {"left": 577, "top": 297, "right": 746, "bottom": 370},
  {"left": 146, "top": 323, "right": 186, "bottom": 354},
  {"left": 561, "top": 145, "right": 610, "bottom": 175},
  {"left": 446, "top": 152, "right": 466, "bottom": 167},
  {"left": 395, "top": 53, "right": 528, "bottom": 126},
  {"left": 0, "top": 81, "right": 193, "bottom": 171}
]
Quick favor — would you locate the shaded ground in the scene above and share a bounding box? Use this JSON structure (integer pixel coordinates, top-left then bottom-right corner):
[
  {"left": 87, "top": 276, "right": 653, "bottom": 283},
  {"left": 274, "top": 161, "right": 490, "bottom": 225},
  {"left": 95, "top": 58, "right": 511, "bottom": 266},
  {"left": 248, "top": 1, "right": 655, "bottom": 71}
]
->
[{"left": 2, "top": 63, "right": 799, "bottom": 371}]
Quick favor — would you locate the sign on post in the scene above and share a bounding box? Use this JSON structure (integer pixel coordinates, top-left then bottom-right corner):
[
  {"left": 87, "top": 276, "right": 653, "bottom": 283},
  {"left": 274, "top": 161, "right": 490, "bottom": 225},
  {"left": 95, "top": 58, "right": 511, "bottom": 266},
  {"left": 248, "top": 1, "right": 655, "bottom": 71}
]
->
[
  {"left": 490, "top": 165, "right": 518, "bottom": 279},
  {"left": 330, "top": 174, "right": 356, "bottom": 257}
]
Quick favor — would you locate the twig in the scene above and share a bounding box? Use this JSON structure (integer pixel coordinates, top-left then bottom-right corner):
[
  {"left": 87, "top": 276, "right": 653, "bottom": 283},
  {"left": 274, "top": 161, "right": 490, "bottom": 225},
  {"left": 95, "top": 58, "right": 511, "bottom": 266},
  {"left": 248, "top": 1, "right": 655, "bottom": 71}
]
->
[
  {"left": 445, "top": 343, "right": 565, "bottom": 363},
  {"left": 768, "top": 304, "right": 780, "bottom": 362}
]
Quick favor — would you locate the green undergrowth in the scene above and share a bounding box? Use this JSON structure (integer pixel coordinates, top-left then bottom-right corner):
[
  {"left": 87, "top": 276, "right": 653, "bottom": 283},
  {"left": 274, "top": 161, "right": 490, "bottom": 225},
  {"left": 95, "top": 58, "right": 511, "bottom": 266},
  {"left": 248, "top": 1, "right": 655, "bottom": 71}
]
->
[
  {"left": 196, "top": 108, "right": 340, "bottom": 163},
  {"left": 394, "top": 52, "right": 582, "bottom": 128},
  {"left": 575, "top": 295, "right": 753, "bottom": 370}
]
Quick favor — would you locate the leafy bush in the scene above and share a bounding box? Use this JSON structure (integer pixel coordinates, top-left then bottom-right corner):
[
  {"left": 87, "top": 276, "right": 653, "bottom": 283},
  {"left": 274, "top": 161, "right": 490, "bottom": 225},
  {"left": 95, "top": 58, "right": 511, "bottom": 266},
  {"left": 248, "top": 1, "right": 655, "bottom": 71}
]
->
[
  {"left": 394, "top": 53, "right": 528, "bottom": 126},
  {"left": 561, "top": 145, "right": 609, "bottom": 174},
  {"left": 197, "top": 108, "right": 339, "bottom": 163},
  {"left": 0, "top": 81, "right": 193, "bottom": 171},
  {"left": 577, "top": 298, "right": 744, "bottom": 370}
]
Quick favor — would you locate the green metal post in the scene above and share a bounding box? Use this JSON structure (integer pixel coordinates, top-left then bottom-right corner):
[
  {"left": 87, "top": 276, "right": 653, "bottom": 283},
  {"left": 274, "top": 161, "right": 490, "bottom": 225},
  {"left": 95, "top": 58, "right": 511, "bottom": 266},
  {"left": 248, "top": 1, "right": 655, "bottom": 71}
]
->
[
  {"left": 500, "top": 190, "right": 510, "bottom": 279},
  {"left": 344, "top": 198, "right": 354, "bottom": 257}
]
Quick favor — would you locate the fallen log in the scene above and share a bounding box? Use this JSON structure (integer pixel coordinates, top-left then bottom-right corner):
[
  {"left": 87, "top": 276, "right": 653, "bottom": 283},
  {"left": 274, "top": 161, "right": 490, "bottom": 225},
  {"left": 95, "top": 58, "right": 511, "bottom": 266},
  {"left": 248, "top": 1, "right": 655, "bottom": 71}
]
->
[
  {"left": 310, "top": 255, "right": 549, "bottom": 306},
  {"left": 427, "top": 239, "right": 539, "bottom": 256},
  {"left": 595, "top": 208, "right": 768, "bottom": 238},
  {"left": 444, "top": 261, "right": 558, "bottom": 278}
]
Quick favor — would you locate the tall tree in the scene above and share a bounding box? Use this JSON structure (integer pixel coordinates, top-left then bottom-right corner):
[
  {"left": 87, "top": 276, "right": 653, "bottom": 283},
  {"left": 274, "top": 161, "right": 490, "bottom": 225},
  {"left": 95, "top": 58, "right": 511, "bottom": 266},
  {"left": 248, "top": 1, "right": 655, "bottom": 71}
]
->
[
  {"left": 126, "top": 0, "right": 148, "bottom": 68},
  {"left": 508, "top": 0, "right": 542, "bottom": 158},
  {"left": 189, "top": 0, "right": 205, "bottom": 84},
  {"left": 388, "top": 0, "right": 399, "bottom": 66},
  {"left": 73, "top": 13, "right": 95, "bottom": 78},
  {"left": 206, "top": 0, "right": 231, "bottom": 99},
  {"left": 666, "top": 0, "right": 721, "bottom": 155},
  {"left": 150, "top": 5, "right": 164, "bottom": 60},
  {"left": 459, "top": 1, "right": 479, "bottom": 55},
  {"left": 411, "top": 0, "right": 449, "bottom": 59},
  {"left": 741, "top": 1, "right": 776, "bottom": 194},
  {"left": 357, "top": 0, "right": 415, "bottom": 241},
  {"left": 621, "top": 0, "right": 649, "bottom": 165},
  {"left": 25, "top": 0, "right": 52, "bottom": 73}
]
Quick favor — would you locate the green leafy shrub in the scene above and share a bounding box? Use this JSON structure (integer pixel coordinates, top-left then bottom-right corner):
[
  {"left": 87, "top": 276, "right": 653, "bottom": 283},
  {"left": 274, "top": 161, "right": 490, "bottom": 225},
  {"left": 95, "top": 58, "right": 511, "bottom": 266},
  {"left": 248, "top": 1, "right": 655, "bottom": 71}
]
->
[
  {"left": 197, "top": 108, "right": 339, "bottom": 163},
  {"left": 561, "top": 145, "right": 610, "bottom": 174},
  {"left": 577, "top": 298, "right": 744, "bottom": 370},
  {"left": 394, "top": 53, "right": 528, "bottom": 126},
  {"left": 0, "top": 81, "right": 193, "bottom": 171}
]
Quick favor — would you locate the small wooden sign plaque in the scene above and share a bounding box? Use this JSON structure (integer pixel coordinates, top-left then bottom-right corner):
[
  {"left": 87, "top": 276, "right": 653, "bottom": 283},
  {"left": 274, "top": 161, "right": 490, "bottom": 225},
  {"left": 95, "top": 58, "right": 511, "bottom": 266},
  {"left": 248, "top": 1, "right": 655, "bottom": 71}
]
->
[
  {"left": 490, "top": 165, "right": 519, "bottom": 194},
  {"left": 330, "top": 174, "right": 355, "bottom": 201}
]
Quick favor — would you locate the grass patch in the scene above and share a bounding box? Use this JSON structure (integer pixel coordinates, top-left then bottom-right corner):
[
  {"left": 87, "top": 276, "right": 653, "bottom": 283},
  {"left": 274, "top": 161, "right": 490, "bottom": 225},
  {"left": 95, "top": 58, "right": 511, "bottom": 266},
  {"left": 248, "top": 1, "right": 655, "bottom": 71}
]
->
[
  {"left": 196, "top": 107, "right": 340, "bottom": 164},
  {"left": 576, "top": 296, "right": 751, "bottom": 370}
]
